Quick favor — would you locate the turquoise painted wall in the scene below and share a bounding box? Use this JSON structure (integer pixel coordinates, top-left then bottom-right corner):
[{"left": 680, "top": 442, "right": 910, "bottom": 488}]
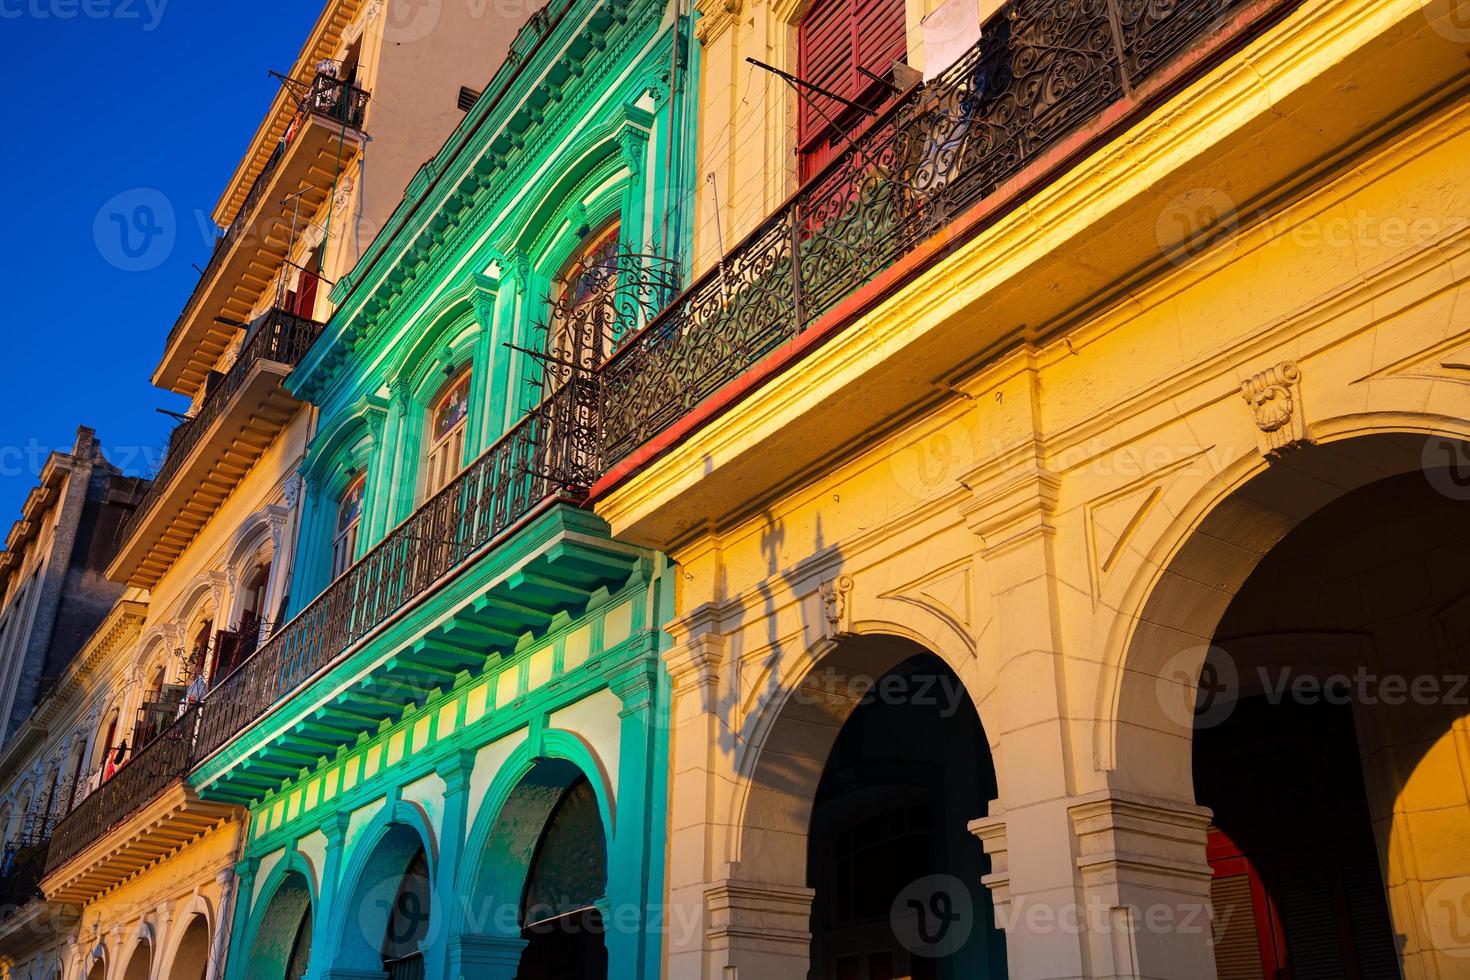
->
[{"left": 213, "top": 0, "right": 695, "bottom": 976}]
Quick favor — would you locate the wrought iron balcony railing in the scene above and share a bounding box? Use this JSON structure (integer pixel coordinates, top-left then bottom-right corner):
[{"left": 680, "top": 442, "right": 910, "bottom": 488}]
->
[
  {"left": 44, "top": 707, "right": 200, "bottom": 875},
  {"left": 122, "top": 309, "right": 324, "bottom": 547},
  {"left": 0, "top": 837, "right": 50, "bottom": 914},
  {"left": 191, "top": 373, "right": 602, "bottom": 761},
  {"left": 46, "top": 0, "right": 1289, "bottom": 875},
  {"left": 598, "top": 0, "right": 1279, "bottom": 465},
  {"left": 161, "top": 73, "right": 368, "bottom": 357}
]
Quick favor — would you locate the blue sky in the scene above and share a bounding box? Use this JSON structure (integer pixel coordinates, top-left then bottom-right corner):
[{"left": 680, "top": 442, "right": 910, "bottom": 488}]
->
[{"left": 0, "top": 2, "right": 321, "bottom": 522}]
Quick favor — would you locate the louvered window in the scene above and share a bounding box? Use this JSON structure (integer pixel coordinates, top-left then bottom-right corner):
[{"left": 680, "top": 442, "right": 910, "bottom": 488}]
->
[
  {"left": 424, "top": 371, "right": 471, "bottom": 500},
  {"left": 796, "top": 0, "right": 907, "bottom": 179}
]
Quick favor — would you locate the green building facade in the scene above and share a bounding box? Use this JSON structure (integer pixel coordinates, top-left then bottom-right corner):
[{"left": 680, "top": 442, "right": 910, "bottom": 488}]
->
[{"left": 189, "top": 1, "right": 696, "bottom": 976}]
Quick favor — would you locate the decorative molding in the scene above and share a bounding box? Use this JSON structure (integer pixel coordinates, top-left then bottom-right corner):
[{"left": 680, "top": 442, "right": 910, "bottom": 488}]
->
[
  {"left": 1240, "top": 360, "right": 1307, "bottom": 457},
  {"left": 664, "top": 632, "right": 725, "bottom": 694},
  {"left": 879, "top": 561, "right": 973, "bottom": 639},
  {"left": 818, "top": 575, "right": 855, "bottom": 640}
]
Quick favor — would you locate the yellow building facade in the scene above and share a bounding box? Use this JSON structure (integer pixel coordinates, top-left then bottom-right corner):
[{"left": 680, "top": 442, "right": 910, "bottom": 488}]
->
[{"left": 593, "top": 0, "right": 1470, "bottom": 976}]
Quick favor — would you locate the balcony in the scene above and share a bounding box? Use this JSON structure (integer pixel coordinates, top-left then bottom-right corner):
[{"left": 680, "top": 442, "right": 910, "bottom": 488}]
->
[
  {"left": 110, "top": 308, "right": 323, "bottom": 589},
  {"left": 41, "top": 0, "right": 1391, "bottom": 872},
  {"left": 588, "top": 0, "right": 1462, "bottom": 546},
  {"left": 40, "top": 707, "right": 237, "bottom": 905},
  {"left": 0, "top": 836, "right": 77, "bottom": 958},
  {"left": 153, "top": 74, "right": 369, "bottom": 397}
]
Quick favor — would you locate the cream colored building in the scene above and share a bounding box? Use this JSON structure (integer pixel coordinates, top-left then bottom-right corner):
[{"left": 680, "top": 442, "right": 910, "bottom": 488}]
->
[{"left": 590, "top": 0, "right": 1470, "bottom": 976}]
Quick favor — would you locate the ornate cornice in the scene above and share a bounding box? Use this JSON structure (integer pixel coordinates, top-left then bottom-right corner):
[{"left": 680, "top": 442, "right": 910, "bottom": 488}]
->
[{"left": 303, "top": 0, "right": 671, "bottom": 400}]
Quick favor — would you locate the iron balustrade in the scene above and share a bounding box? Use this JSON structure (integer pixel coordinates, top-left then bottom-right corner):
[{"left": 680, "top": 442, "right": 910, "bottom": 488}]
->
[
  {"left": 597, "top": 0, "right": 1272, "bottom": 465},
  {"left": 163, "top": 74, "right": 369, "bottom": 355},
  {"left": 43, "top": 707, "right": 201, "bottom": 875},
  {"left": 384, "top": 953, "right": 426, "bottom": 980},
  {"left": 121, "top": 309, "right": 325, "bottom": 549},
  {"left": 0, "top": 837, "right": 50, "bottom": 913},
  {"left": 46, "top": 0, "right": 1291, "bottom": 871},
  {"left": 190, "top": 373, "right": 603, "bottom": 762}
]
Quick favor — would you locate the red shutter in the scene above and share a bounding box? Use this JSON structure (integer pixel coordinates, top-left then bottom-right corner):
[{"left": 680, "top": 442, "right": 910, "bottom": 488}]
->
[
  {"left": 796, "top": 0, "right": 907, "bottom": 179},
  {"left": 295, "top": 268, "right": 320, "bottom": 317}
]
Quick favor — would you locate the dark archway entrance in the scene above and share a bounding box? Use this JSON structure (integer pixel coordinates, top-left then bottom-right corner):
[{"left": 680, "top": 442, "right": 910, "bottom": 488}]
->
[
  {"left": 1191, "top": 463, "right": 1470, "bottom": 977},
  {"left": 517, "top": 776, "right": 610, "bottom": 980},
  {"left": 806, "top": 650, "right": 1005, "bottom": 980}
]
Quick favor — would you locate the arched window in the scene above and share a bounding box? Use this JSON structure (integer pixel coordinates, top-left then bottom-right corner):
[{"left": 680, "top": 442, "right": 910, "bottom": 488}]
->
[
  {"left": 241, "top": 563, "right": 272, "bottom": 623},
  {"left": 424, "top": 370, "right": 471, "bottom": 499},
  {"left": 98, "top": 710, "right": 122, "bottom": 782},
  {"left": 547, "top": 219, "right": 622, "bottom": 386},
  {"left": 332, "top": 475, "right": 366, "bottom": 579}
]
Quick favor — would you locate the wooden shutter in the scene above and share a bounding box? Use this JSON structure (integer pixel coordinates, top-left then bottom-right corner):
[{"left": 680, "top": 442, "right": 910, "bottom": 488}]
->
[
  {"left": 1210, "top": 874, "right": 1266, "bottom": 980},
  {"left": 797, "top": 0, "right": 907, "bottom": 178}
]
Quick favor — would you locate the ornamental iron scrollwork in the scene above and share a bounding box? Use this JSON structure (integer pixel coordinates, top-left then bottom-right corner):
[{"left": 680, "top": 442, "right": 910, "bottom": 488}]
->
[{"left": 597, "top": 0, "right": 1258, "bottom": 465}]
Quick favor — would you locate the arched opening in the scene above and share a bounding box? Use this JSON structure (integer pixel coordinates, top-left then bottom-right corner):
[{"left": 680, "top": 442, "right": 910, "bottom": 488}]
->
[
  {"left": 121, "top": 939, "right": 151, "bottom": 980},
  {"left": 738, "top": 635, "right": 1006, "bottom": 979},
  {"left": 84, "top": 956, "right": 106, "bottom": 980},
  {"left": 381, "top": 846, "right": 431, "bottom": 980},
  {"left": 518, "top": 777, "right": 610, "bottom": 979},
  {"left": 97, "top": 709, "right": 122, "bottom": 782},
  {"left": 167, "top": 914, "right": 211, "bottom": 980},
  {"left": 1114, "top": 433, "right": 1470, "bottom": 976},
  {"left": 331, "top": 474, "right": 366, "bottom": 580},
  {"left": 423, "top": 367, "right": 472, "bottom": 500},
  {"left": 334, "top": 822, "right": 435, "bottom": 979},
  {"left": 247, "top": 870, "right": 313, "bottom": 980},
  {"left": 464, "top": 758, "right": 612, "bottom": 978}
]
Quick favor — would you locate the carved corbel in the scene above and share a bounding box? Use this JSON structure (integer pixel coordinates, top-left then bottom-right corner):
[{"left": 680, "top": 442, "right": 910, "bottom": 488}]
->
[
  {"left": 819, "top": 575, "right": 855, "bottom": 641},
  {"left": 1240, "top": 361, "right": 1308, "bottom": 457}
]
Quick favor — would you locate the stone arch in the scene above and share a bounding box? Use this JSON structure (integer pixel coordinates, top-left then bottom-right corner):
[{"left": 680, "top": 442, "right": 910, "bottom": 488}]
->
[
  {"left": 238, "top": 864, "right": 315, "bottom": 980},
  {"left": 116, "top": 924, "right": 152, "bottom": 980},
  {"left": 458, "top": 734, "right": 618, "bottom": 934},
  {"left": 721, "top": 629, "right": 1004, "bottom": 978},
  {"left": 730, "top": 630, "right": 990, "bottom": 884},
  {"left": 160, "top": 909, "right": 211, "bottom": 980},
  {"left": 326, "top": 802, "right": 438, "bottom": 977},
  {"left": 1101, "top": 423, "right": 1470, "bottom": 802}
]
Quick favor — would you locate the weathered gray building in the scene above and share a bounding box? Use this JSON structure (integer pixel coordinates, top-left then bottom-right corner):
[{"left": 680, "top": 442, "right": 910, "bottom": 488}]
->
[{"left": 0, "top": 427, "right": 145, "bottom": 745}]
